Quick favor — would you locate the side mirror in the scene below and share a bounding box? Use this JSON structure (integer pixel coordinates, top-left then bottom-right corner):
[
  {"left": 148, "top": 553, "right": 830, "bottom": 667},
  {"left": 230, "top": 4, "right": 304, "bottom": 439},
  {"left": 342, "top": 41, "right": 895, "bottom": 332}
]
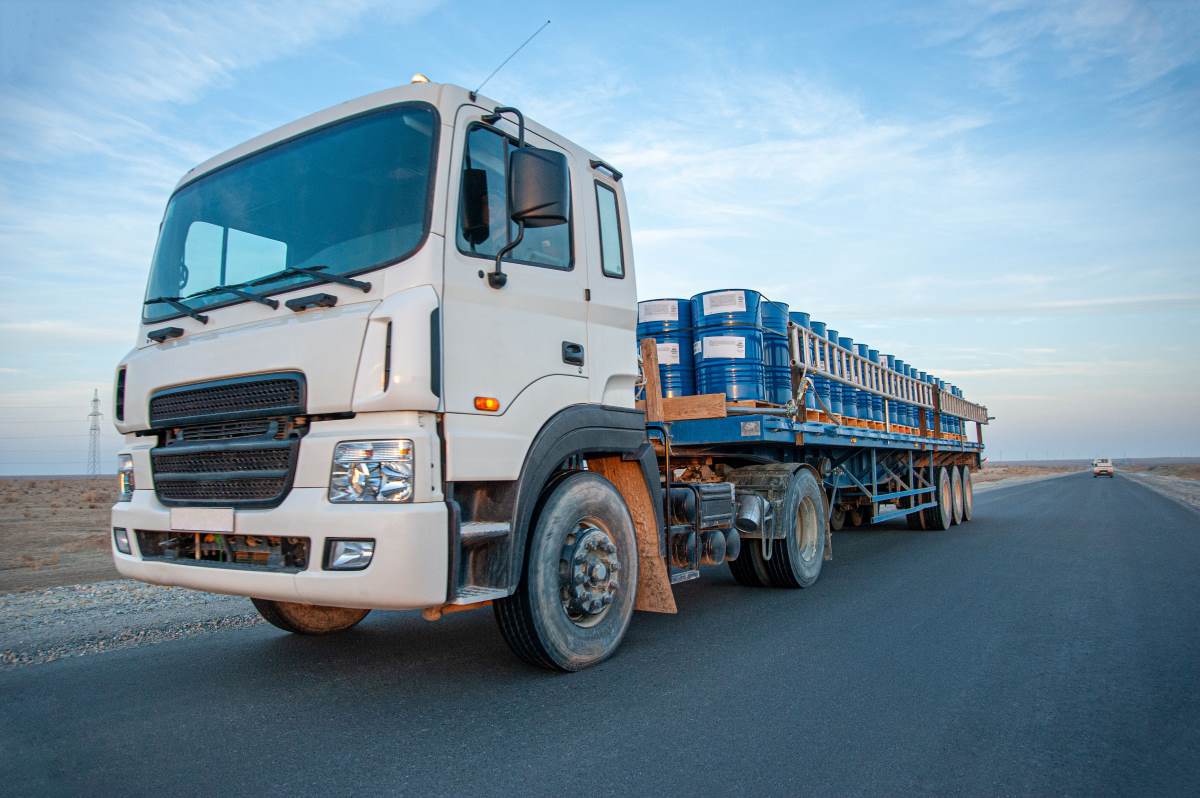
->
[
  {"left": 486, "top": 146, "right": 570, "bottom": 289},
  {"left": 508, "top": 147, "right": 570, "bottom": 228}
]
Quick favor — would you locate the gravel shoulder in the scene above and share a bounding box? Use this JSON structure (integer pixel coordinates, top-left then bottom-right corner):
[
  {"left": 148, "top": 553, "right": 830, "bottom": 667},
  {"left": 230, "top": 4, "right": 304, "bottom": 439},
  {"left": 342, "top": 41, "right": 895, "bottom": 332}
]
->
[
  {"left": 1, "top": 580, "right": 262, "bottom": 669},
  {"left": 1122, "top": 472, "right": 1200, "bottom": 513}
]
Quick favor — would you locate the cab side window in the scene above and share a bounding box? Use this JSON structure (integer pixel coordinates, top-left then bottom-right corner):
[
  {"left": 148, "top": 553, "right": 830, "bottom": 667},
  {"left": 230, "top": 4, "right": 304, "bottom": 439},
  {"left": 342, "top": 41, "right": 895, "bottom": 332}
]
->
[
  {"left": 594, "top": 181, "right": 624, "bottom": 278},
  {"left": 457, "top": 125, "right": 572, "bottom": 270}
]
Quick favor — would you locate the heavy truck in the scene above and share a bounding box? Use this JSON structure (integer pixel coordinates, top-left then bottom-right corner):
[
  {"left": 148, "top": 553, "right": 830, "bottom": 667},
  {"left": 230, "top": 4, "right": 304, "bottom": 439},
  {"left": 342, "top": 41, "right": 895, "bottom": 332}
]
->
[{"left": 110, "top": 78, "right": 989, "bottom": 671}]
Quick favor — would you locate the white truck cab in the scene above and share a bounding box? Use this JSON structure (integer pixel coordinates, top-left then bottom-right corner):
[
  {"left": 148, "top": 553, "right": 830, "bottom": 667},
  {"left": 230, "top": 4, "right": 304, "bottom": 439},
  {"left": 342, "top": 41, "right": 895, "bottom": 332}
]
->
[
  {"left": 111, "top": 80, "right": 652, "bottom": 667},
  {"left": 1092, "top": 458, "right": 1114, "bottom": 478}
]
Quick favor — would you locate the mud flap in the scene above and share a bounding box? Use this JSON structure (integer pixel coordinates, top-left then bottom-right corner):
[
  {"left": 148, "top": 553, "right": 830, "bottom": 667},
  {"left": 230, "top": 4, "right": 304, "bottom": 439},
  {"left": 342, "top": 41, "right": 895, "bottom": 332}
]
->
[{"left": 588, "top": 456, "right": 677, "bottom": 614}]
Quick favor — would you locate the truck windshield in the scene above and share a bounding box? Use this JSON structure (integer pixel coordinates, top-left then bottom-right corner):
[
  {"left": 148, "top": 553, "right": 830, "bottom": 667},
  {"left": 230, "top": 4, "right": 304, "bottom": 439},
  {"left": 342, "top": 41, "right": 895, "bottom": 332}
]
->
[{"left": 143, "top": 103, "right": 437, "bottom": 322}]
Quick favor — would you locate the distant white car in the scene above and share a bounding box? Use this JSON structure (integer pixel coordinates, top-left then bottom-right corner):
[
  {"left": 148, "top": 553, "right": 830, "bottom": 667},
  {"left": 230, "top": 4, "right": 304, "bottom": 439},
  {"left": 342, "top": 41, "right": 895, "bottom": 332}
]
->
[{"left": 1092, "top": 458, "right": 1115, "bottom": 478}]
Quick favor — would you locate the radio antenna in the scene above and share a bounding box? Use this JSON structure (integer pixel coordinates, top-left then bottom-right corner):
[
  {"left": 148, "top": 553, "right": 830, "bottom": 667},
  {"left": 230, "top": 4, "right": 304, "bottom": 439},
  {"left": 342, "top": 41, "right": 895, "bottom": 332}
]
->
[{"left": 470, "top": 19, "right": 551, "bottom": 101}]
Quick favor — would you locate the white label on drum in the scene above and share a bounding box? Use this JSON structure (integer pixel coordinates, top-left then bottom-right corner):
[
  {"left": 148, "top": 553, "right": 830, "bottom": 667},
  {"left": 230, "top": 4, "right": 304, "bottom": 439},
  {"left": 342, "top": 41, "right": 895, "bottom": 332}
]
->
[
  {"left": 638, "top": 300, "right": 679, "bottom": 323},
  {"left": 701, "top": 290, "right": 746, "bottom": 316},
  {"left": 702, "top": 335, "right": 746, "bottom": 359},
  {"left": 693, "top": 340, "right": 702, "bottom": 355},
  {"left": 657, "top": 342, "right": 680, "bottom": 365}
]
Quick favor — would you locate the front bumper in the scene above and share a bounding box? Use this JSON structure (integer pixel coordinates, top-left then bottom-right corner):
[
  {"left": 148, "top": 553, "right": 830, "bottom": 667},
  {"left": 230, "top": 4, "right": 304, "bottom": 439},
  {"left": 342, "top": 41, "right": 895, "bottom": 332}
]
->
[{"left": 111, "top": 487, "right": 449, "bottom": 610}]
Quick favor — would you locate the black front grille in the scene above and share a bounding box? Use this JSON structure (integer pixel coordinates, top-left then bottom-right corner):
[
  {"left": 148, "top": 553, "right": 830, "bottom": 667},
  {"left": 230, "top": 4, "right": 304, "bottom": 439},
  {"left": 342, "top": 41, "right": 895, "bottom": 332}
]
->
[
  {"left": 149, "top": 372, "right": 307, "bottom": 508},
  {"left": 168, "top": 417, "right": 290, "bottom": 444},
  {"left": 155, "top": 478, "right": 292, "bottom": 503},
  {"left": 149, "top": 372, "right": 304, "bottom": 426},
  {"left": 153, "top": 446, "right": 293, "bottom": 475}
]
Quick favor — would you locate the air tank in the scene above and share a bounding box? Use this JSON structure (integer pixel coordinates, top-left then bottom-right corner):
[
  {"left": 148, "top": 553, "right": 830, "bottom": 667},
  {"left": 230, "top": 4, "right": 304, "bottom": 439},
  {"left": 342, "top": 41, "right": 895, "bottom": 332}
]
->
[{"left": 690, "top": 289, "right": 766, "bottom": 402}]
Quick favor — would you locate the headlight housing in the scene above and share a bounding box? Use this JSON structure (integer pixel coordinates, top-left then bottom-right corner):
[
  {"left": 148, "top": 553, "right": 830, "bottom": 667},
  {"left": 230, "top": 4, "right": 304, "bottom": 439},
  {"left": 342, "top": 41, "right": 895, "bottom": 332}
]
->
[
  {"left": 329, "top": 440, "right": 414, "bottom": 503},
  {"left": 117, "top": 454, "right": 135, "bottom": 501}
]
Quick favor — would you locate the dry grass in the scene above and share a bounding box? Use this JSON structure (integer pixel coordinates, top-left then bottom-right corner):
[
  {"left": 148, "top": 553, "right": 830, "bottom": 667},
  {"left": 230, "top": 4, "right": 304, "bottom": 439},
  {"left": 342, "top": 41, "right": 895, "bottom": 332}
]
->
[
  {"left": 0, "top": 477, "right": 118, "bottom": 592},
  {"left": 973, "top": 463, "right": 1080, "bottom": 484},
  {"left": 1138, "top": 464, "right": 1200, "bottom": 480}
]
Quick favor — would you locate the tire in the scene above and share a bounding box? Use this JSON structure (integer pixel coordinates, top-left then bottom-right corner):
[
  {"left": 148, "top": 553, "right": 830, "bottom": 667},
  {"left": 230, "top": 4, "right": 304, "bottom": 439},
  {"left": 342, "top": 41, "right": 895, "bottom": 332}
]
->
[
  {"left": 493, "top": 471, "right": 638, "bottom": 671},
  {"left": 906, "top": 496, "right": 926, "bottom": 530},
  {"left": 849, "top": 507, "right": 866, "bottom": 528},
  {"left": 921, "top": 467, "right": 953, "bottom": 531},
  {"left": 764, "top": 469, "right": 827, "bottom": 588},
  {"left": 829, "top": 504, "right": 846, "bottom": 532},
  {"left": 251, "top": 599, "right": 370, "bottom": 635},
  {"left": 960, "top": 467, "right": 974, "bottom": 522},
  {"left": 728, "top": 540, "right": 772, "bottom": 586},
  {"left": 950, "top": 466, "right": 964, "bottom": 526}
]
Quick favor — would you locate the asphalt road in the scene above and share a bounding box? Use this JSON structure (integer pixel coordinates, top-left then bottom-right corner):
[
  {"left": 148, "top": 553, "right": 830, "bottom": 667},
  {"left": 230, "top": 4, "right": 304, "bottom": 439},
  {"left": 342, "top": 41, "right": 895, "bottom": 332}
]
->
[{"left": 3, "top": 472, "right": 1198, "bottom": 797}]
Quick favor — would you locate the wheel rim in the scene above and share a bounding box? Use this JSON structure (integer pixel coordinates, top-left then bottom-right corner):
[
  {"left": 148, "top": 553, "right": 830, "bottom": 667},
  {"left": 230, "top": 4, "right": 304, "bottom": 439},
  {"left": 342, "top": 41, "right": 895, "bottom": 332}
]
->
[
  {"left": 797, "top": 496, "right": 820, "bottom": 565},
  {"left": 559, "top": 519, "right": 621, "bottom": 628}
]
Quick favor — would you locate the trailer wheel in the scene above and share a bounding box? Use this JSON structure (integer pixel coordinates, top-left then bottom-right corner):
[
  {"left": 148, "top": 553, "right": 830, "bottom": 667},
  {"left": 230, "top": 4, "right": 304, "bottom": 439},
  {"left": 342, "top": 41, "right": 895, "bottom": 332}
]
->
[
  {"left": 921, "top": 467, "right": 953, "bottom": 531},
  {"left": 905, "top": 495, "right": 926, "bottom": 530},
  {"left": 250, "top": 599, "right": 370, "bottom": 635},
  {"left": 960, "top": 467, "right": 974, "bottom": 522},
  {"left": 829, "top": 504, "right": 846, "bottom": 532},
  {"left": 950, "top": 466, "right": 964, "bottom": 526},
  {"left": 765, "top": 469, "right": 826, "bottom": 588},
  {"left": 493, "top": 471, "right": 638, "bottom": 672},
  {"left": 728, "top": 542, "right": 772, "bottom": 587}
]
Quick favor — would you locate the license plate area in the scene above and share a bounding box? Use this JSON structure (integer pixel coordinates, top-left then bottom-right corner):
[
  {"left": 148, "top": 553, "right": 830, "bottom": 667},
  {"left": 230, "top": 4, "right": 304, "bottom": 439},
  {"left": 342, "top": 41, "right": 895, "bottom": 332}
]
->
[{"left": 136, "top": 530, "right": 309, "bottom": 572}]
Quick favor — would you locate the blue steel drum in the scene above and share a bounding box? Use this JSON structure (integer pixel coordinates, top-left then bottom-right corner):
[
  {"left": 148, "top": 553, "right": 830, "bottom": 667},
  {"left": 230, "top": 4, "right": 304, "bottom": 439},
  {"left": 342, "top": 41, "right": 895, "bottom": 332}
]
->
[
  {"left": 893, "top": 358, "right": 907, "bottom": 428},
  {"left": 789, "top": 312, "right": 817, "bottom": 409},
  {"left": 636, "top": 299, "right": 694, "bottom": 398},
  {"left": 825, "top": 327, "right": 842, "bottom": 415},
  {"left": 691, "top": 289, "right": 766, "bottom": 402},
  {"left": 838, "top": 336, "right": 857, "bottom": 419},
  {"left": 762, "top": 301, "right": 792, "bottom": 405},
  {"left": 868, "top": 348, "right": 884, "bottom": 422},
  {"left": 883, "top": 354, "right": 896, "bottom": 426},
  {"left": 809, "top": 320, "right": 830, "bottom": 413},
  {"left": 855, "top": 344, "right": 872, "bottom": 420}
]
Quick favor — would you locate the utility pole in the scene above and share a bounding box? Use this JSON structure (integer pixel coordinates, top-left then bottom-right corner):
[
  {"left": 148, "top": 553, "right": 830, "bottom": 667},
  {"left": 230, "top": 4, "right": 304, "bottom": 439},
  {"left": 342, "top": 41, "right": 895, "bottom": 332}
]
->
[{"left": 87, "top": 388, "right": 102, "bottom": 475}]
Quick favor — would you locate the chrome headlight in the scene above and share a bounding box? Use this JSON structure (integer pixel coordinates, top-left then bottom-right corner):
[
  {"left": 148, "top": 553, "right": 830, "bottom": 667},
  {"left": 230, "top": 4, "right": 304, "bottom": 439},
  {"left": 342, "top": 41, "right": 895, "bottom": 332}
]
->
[
  {"left": 329, "top": 440, "right": 414, "bottom": 503},
  {"left": 117, "top": 454, "right": 135, "bottom": 501}
]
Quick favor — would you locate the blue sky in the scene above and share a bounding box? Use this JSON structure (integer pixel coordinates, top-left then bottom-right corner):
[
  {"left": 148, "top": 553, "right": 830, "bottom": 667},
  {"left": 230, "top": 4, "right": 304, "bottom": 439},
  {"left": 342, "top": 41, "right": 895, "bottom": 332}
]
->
[{"left": 1, "top": 0, "right": 1197, "bottom": 473}]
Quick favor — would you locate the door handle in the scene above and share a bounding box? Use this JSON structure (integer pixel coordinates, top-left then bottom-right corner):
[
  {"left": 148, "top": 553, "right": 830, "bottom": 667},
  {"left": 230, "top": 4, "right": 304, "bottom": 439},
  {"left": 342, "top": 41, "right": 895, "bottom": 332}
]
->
[{"left": 562, "top": 341, "right": 585, "bottom": 366}]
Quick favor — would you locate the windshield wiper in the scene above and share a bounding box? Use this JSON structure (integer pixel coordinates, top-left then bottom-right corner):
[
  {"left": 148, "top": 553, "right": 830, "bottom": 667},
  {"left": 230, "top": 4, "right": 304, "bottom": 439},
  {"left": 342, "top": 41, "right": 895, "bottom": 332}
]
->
[
  {"left": 250, "top": 264, "right": 372, "bottom": 293},
  {"left": 186, "top": 282, "right": 279, "bottom": 309},
  {"left": 144, "top": 296, "right": 209, "bottom": 324}
]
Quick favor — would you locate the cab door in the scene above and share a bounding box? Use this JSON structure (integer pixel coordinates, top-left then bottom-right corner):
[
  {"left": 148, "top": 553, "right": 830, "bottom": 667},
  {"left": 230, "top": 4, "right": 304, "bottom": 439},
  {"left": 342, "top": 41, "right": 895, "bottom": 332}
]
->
[
  {"left": 583, "top": 169, "right": 638, "bottom": 407},
  {"left": 441, "top": 105, "right": 589, "bottom": 417}
]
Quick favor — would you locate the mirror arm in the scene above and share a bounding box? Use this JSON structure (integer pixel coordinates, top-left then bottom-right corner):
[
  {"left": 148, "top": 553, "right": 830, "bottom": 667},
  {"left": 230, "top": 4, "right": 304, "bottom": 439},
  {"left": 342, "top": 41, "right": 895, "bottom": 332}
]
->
[
  {"left": 482, "top": 106, "right": 525, "bottom": 148},
  {"left": 489, "top": 221, "right": 525, "bottom": 289}
]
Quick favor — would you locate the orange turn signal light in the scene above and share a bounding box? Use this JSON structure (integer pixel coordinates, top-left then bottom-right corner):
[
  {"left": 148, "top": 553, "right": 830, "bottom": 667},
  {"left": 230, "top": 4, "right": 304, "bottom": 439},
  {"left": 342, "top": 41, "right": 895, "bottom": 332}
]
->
[{"left": 474, "top": 396, "right": 500, "bottom": 412}]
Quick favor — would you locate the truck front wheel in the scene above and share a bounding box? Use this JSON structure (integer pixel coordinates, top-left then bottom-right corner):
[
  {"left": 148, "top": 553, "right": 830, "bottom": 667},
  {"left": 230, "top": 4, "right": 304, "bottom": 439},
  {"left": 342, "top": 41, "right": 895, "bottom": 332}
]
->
[
  {"left": 765, "top": 468, "right": 827, "bottom": 588},
  {"left": 494, "top": 471, "right": 639, "bottom": 671},
  {"left": 250, "top": 599, "right": 370, "bottom": 635}
]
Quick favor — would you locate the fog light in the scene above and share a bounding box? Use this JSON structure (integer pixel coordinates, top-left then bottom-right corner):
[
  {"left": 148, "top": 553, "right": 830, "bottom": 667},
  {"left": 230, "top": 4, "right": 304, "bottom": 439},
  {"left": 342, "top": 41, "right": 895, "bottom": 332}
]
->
[
  {"left": 113, "top": 527, "right": 132, "bottom": 555},
  {"left": 325, "top": 539, "right": 375, "bottom": 571}
]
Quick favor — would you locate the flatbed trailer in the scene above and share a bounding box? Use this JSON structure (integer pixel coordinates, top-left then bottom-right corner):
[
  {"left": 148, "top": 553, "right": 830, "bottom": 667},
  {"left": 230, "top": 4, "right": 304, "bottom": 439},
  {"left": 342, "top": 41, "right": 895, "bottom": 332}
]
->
[{"left": 636, "top": 334, "right": 987, "bottom": 589}]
